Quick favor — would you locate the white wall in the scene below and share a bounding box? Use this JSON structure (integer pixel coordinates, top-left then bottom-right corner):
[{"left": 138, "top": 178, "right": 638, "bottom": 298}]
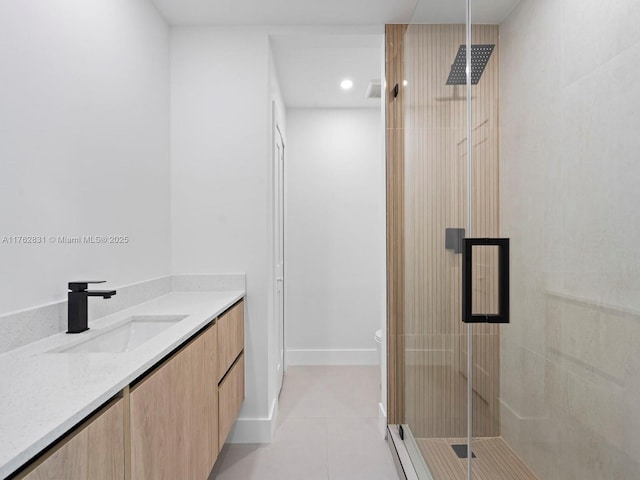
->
[
  {"left": 378, "top": 36, "right": 387, "bottom": 430},
  {"left": 267, "top": 43, "right": 287, "bottom": 419},
  {"left": 0, "top": 0, "right": 171, "bottom": 316},
  {"left": 285, "top": 108, "right": 385, "bottom": 365},
  {"left": 170, "top": 27, "right": 275, "bottom": 441},
  {"left": 0, "top": 10, "right": 383, "bottom": 442}
]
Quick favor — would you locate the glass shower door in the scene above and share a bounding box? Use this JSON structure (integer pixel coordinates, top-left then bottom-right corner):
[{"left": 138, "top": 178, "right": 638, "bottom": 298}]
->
[
  {"left": 400, "top": 1, "right": 476, "bottom": 477},
  {"left": 399, "top": 1, "right": 509, "bottom": 478}
]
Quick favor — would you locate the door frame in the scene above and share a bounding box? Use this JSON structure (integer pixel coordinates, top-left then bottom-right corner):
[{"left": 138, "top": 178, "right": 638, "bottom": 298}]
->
[{"left": 272, "top": 105, "right": 286, "bottom": 395}]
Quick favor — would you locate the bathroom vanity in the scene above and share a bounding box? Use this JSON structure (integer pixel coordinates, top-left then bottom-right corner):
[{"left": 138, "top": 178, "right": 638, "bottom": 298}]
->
[{"left": 0, "top": 291, "right": 245, "bottom": 480}]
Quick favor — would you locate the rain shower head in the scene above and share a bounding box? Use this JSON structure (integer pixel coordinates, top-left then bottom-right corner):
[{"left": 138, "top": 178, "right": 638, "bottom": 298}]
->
[{"left": 446, "top": 44, "right": 495, "bottom": 85}]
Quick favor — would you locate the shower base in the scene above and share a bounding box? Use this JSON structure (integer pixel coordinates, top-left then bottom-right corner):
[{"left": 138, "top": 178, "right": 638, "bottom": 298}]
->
[{"left": 417, "top": 437, "right": 538, "bottom": 480}]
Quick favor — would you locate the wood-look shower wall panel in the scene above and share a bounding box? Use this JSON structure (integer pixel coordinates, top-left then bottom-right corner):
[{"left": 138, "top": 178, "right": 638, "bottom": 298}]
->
[
  {"left": 402, "top": 24, "right": 500, "bottom": 439},
  {"left": 386, "top": 23, "right": 407, "bottom": 425}
]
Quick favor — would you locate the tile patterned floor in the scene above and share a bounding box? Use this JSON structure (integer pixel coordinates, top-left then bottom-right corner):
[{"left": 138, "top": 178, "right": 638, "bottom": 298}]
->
[{"left": 210, "top": 366, "right": 399, "bottom": 480}]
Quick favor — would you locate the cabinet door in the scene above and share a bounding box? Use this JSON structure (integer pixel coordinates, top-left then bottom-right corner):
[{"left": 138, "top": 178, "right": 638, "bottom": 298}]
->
[
  {"left": 130, "top": 324, "right": 217, "bottom": 480},
  {"left": 218, "top": 353, "right": 245, "bottom": 450},
  {"left": 20, "top": 399, "right": 124, "bottom": 480},
  {"left": 217, "top": 300, "right": 244, "bottom": 381}
]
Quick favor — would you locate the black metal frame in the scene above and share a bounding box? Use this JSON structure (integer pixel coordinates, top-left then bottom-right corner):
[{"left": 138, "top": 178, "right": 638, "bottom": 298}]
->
[{"left": 461, "top": 238, "right": 510, "bottom": 324}]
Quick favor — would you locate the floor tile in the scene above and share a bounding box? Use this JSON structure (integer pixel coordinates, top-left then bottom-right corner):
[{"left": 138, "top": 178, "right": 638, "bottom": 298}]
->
[
  {"left": 327, "top": 417, "right": 398, "bottom": 480},
  {"left": 211, "top": 420, "right": 328, "bottom": 480},
  {"left": 211, "top": 366, "right": 398, "bottom": 480},
  {"left": 278, "top": 366, "right": 379, "bottom": 419}
]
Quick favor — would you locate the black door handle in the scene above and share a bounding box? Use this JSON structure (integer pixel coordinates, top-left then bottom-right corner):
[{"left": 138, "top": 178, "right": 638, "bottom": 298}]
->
[{"left": 461, "top": 238, "right": 510, "bottom": 324}]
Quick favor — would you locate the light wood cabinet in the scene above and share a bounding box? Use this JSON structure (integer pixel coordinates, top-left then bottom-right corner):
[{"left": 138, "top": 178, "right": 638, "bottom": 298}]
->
[
  {"left": 13, "top": 299, "right": 245, "bottom": 480},
  {"left": 218, "top": 353, "right": 245, "bottom": 451},
  {"left": 216, "top": 301, "right": 244, "bottom": 381},
  {"left": 18, "top": 399, "right": 124, "bottom": 480},
  {"left": 130, "top": 324, "right": 218, "bottom": 480},
  {"left": 216, "top": 300, "right": 245, "bottom": 450}
]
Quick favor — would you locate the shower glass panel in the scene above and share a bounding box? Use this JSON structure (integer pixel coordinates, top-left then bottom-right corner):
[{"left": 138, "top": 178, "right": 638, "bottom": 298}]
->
[
  {"left": 493, "top": 0, "right": 640, "bottom": 478},
  {"left": 400, "top": 1, "right": 474, "bottom": 478},
  {"left": 395, "top": 0, "right": 640, "bottom": 478},
  {"left": 466, "top": 13, "right": 537, "bottom": 480}
]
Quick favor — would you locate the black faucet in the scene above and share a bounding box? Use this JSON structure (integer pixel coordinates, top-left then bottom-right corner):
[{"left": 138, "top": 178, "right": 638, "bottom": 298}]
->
[{"left": 67, "top": 281, "right": 117, "bottom": 334}]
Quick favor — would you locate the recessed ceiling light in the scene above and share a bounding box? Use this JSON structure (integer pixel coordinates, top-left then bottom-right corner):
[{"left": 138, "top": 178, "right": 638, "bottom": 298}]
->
[
  {"left": 403, "top": 80, "right": 408, "bottom": 86},
  {"left": 340, "top": 79, "right": 353, "bottom": 90}
]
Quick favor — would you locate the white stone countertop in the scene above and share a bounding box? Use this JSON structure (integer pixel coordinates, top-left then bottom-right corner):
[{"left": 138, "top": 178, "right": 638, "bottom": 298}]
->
[{"left": 0, "top": 290, "right": 244, "bottom": 479}]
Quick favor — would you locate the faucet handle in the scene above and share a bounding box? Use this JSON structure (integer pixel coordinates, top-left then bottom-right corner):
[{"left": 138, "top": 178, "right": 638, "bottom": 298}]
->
[{"left": 68, "top": 281, "right": 106, "bottom": 292}]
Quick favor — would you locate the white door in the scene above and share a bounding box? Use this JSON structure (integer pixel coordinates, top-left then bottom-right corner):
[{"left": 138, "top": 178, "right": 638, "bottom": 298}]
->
[{"left": 274, "top": 124, "right": 285, "bottom": 395}]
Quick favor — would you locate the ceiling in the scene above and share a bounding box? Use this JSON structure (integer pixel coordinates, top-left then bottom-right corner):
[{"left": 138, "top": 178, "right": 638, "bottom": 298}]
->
[
  {"left": 152, "top": 0, "right": 522, "bottom": 109},
  {"left": 152, "top": 0, "right": 416, "bottom": 25},
  {"left": 410, "top": 0, "right": 520, "bottom": 24},
  {"left": 271, "top": 34, "right": 383, "bottom": 109},
  {"left": 151, "top": 0, "right": 520, "bottom": 26}
]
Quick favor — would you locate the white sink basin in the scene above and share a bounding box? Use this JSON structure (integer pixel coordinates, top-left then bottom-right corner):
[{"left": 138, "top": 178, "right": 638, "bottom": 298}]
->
[{"left": 55, "top": 315, "right": 188, "bottom": 353}]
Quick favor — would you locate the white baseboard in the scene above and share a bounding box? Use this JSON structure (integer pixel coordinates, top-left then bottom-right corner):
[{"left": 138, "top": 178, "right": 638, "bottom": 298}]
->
[
  {"left": 225, "top": 398, "right": 278, "bottom": 445},
  {"left": 287, "top": 348, "right": 378, "bottom": 366}
]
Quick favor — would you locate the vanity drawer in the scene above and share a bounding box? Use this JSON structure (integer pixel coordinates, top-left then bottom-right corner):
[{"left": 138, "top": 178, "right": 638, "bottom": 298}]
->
[
  {"left": 216, "top": 300, "right": 244, "bottom": 380},
  {"left": 218, "top": 353, "right": 245, "bottom": 451}
]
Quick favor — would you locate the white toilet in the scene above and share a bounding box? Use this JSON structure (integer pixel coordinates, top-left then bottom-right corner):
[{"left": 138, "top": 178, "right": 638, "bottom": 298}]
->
[{"left": 374, "top": 328, "right": 382, "bottom": 365}]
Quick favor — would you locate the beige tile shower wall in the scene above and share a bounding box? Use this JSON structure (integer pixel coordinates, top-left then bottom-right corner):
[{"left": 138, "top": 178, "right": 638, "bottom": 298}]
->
[
  {"left": 500, "top": 0, "right": 640, "bottom": 478},
  {"left": 402, "top": 24, "right": 500, "bottom": 439}
]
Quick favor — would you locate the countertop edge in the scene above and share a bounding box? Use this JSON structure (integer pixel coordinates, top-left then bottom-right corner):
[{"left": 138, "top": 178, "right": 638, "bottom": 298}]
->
[{"left": 0, "top": 290, "right": 245, "bottom": 479}]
